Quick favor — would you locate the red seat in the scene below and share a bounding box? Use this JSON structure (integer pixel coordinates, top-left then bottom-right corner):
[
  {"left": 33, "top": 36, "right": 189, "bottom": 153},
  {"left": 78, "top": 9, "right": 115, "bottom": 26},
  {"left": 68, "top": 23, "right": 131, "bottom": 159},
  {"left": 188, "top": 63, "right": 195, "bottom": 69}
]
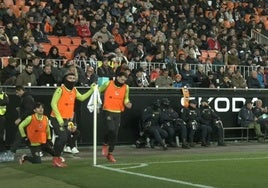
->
[
  {"left": 59, "top": 36, "right": 72, "bottom": 45},
  {"left": 47, "top": 35, "right": 60, "bottom": 46}
]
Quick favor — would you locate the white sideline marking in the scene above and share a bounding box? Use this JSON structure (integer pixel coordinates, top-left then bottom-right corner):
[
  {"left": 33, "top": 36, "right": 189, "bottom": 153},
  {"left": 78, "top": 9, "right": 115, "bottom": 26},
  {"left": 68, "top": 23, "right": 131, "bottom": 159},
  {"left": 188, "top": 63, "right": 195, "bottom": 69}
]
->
[
  {"left": 105, "top": 156, "right": 268, "bottom": 168},
  {"left": 96, "top": 164, "right": 215, "bottom": 188},
  {"left": 97, "top": 156, "right": 268, "bottom": 188}
]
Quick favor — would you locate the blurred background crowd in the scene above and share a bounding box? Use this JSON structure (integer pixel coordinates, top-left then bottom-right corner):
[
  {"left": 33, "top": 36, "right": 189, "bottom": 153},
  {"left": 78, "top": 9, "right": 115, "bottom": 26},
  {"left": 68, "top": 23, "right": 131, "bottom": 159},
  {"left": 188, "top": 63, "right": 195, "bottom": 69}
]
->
[{"left": 0, "top": 0, "right": 267, "bottom": 88}]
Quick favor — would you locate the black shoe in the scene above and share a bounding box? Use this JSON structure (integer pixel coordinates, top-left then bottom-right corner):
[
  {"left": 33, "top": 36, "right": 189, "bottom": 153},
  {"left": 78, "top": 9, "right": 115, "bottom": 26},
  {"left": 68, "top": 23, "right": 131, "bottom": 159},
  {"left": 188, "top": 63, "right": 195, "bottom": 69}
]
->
[
  {"left": 150, "top": 140, "right": 155, "bottom": 148},
  {"left": 189, "top": 143, "right": 195, "bottom": 147},
  {"left": 201, "top": 143, "right": 208, "bottom": 147},
  {"left": 170, "top": 142, "right": 177, "bottom": 147},
  {"left": 182, "top": 144, "right": 190, "bottom": 149},
  {"left": 162, "top": 144, "right": 168, "bottom": 151},
  {"left": 218, "top": 142, "right": 226, "bottom": 146}
]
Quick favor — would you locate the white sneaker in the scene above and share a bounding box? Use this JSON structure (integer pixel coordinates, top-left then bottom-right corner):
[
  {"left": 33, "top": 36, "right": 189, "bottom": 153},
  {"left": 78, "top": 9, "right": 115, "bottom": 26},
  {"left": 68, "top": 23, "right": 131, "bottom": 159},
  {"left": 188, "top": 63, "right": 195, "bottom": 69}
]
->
[
  {"left": 71, "top": 147, "right": 79, "bottom": 154},
  {"left": 63, "top": 146, "right": 72, "bottom": 153}
]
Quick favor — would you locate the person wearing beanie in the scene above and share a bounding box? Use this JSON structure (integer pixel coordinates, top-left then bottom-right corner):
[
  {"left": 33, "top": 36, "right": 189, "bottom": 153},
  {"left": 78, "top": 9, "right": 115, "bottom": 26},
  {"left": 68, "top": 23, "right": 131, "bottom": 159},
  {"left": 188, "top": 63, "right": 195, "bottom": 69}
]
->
[{"left": 50, "top": 72, "right": 95, "bottom": 167}]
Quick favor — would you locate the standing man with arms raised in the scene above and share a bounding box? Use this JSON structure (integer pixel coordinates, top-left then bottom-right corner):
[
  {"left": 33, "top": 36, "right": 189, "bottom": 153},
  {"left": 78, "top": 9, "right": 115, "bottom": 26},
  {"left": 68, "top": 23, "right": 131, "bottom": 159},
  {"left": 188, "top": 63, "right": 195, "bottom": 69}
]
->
[
  {"left": 99, "top": 72, "right": 132, "bottom": 163},
  {"left": 50, "top": 72, "right": 95, "bottom": 167}
]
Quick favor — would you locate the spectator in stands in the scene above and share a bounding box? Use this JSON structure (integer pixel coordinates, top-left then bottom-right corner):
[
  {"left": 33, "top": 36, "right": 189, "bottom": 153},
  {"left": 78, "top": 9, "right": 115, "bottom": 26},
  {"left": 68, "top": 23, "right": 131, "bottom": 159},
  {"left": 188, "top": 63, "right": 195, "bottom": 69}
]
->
[
  {"left": 53, "top": 17, "right": 65, "bottom": 36},
  {"left": 180, "top": 63, "right": 196, "bottom": 87},
  {"left": 16, "top": 43, "right": 36, "bottom": 63},
  {"left": 114, "top": 60, "right": 128, "bottom": 76},
  {"left": 10, "top": 36, "right": 22, "bottom": 57},
  {"left": 247, "top": 70, "right": 262, "bottom": 88},
  {"left": 18, "top": 23, "right": 33, "bottom": 47},
  {"left": 43, "top": 15, "right": 53, "bottom": 35},
  {"left": 194, "top": 64, "right": 207, "bottom": 87},
  {"left": 31, "top": 56, "right": 43, "bottom": 81},
  {"left": 0, "top": 35, "right": 11, "bottom": 57},
  {"left": 173, "top": 74, "right": 183, "bottom": 88},
  {"left": 64, "top": 17, "right": 78, "bottom": 37},
  {"left": 2, "top": 9, "right": 16, "bottom": 28},
  {"left": 83, "top": 66, "right": 98, "bottom": 86},
  {"left": 104, "top": 37, "right": 119, "bottom": 54},
  {"left": 256, "top": 66, "right": 265, "bottom": 88},
  {"left": 34, "top": 44, "right": 47, "bottom": 59},
  {"left": 73, "top": 39, "right": 90, "bottom": 57},
  {"left": 37, "top": 64, "right": 57, "bottom": 86},
  {"left": 230, "top": 70, "right": 247, "bottom": 88},
  {"left": 213, "top": 52, "right": 224, "bottom": 65},
  {"left": 27, "top": 36, "right": 38, "bottom": 52},
  {"left": 238, "top": 100, "right": 264, "bottom": 142},
  {"left": 207, "top": 33, "right": 221, "bottom": 51},
  {"left": 252, "top": 99, "right": 268, "bottom": 136},
  {"left": 76, "top": 18, "right": 91, "bottom": 38},
  {"left": 44, "top": 59, "right": 61, "bottom": 84},
  {"left": 47, "top": 46, "right": 63, "bottom": 62},
  {"left": 0, "top": 57, "right": 18, "bottom": 85},
  {"left": 165, "top": 51, "right": 179, "bottom": 78},
  {"left": 200, "top": 71, "right": 218, "bottom": 88},
  {"left": 149, "top": 66, "right": 161, "bottom": 87},
  {"left": 74, "top": 51, "right": 89, "bottom": 72},
  {"left": 227, "top": 47, "right": 240, "bottom": 66},
  {"left": 16, "top": 63, "right": 37, "bottom": 86},
  {"left": 219, "top": 75, "right": 233, "bottom": 88},
  {"left": 155, "top": 69, "right": 173, "bottom": 87},
  {"left": 112, "top": 27, "right": 126, "bottom": 46},
  {"left": 92, "top": 24, "right": 113, "bottom": 44},
  {"left": 31, "top": 23, "right": 50, "bottom": 43},
  {"left": 97, "top": 57, "right": 115, "bottom": 80},
  {"left": 4, "top": 21, "right": 18, "bottom": 41},
  {"left": 124, "top": 68, "right": 135, "bottom": 87},
  {"left": 132, "top": 68, "right": 149, "bottom": 87},
  {"left": 109, "top": 48, "right": 129, "bottom": 67},
  {"left": 88, "top": 42, "right": 103, "bottom": 60},
  {"left": 131, "top": 42, "right": 146, "bottom": 62}
]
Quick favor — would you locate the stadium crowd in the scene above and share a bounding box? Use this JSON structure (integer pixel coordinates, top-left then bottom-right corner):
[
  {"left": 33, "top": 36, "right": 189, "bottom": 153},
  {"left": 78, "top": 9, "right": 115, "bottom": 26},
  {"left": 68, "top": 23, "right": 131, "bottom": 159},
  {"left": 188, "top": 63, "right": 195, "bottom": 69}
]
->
[{"left": 0, "top": 0, "right": 267, "bottom": 88}]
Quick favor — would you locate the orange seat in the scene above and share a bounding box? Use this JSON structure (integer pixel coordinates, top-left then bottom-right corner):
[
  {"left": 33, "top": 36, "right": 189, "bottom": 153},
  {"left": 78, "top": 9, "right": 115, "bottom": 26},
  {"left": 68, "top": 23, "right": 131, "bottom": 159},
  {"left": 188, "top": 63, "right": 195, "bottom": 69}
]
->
[
  {"left": 11, "top": 5, "right": 21, "bottom": 18},
  {"left": 71, "top": 37, "right": 82, "bottom": 45},
  {"left": 68, "top": 45, "right": 79, "bottom": 52},
  {"left": 57, "top": 44, "right": 69, "bottom": 55},
  {"left": 244, "top": 14, "right": 251, "bottom": 23},
  {"left": 200, "top": 50, "right": 208, "bottom": 63},
  {"left": 119, "top": 46, "right": 128, "bottom": 56},
  {"left": 59, "top": 36, "right": 72, "bottom": 45},
  {"left": 16, "top": 0, "right": 25, "bottom": 7},
  {"left": 47, "top": 35, "right": 60, "bottom": 46}
]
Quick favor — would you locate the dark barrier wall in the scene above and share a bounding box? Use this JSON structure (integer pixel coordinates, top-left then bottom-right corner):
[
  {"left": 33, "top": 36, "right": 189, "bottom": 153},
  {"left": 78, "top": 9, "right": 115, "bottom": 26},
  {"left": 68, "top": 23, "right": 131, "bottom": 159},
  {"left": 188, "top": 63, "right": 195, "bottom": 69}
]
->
[{"left": 2, "top": 86, "right": 268, "bottom": 146}]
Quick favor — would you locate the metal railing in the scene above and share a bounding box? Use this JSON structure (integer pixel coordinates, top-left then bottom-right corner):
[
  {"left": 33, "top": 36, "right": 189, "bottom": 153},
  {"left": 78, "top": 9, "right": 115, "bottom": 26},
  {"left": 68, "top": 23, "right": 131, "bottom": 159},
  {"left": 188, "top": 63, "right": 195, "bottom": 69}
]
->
[{"left": 0, "top": 57, "right": 264, "bottom": 79}]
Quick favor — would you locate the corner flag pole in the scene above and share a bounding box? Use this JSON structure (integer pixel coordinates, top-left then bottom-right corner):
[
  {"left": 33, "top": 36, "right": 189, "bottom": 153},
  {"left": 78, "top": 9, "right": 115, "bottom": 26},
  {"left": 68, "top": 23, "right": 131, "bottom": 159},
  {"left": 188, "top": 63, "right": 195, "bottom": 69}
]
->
[{"left": 93, "top": 84, "right": 98, "bottom": 166}]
